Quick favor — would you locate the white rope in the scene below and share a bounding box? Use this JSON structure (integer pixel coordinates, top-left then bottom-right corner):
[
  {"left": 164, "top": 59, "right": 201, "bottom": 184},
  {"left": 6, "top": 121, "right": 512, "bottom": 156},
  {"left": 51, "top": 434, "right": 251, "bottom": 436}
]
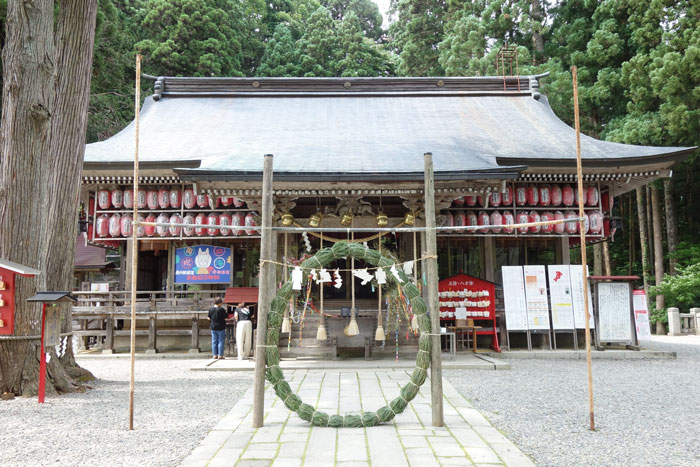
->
[{"left": 0, "top": 331, "right": 73, "bottom": 341}]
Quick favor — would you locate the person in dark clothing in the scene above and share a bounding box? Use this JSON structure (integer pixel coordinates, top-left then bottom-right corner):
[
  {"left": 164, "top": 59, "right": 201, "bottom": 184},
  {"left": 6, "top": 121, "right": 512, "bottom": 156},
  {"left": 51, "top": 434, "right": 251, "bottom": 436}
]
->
[{"left": 208, "top": 297, "right": 227, "bottom": 359}]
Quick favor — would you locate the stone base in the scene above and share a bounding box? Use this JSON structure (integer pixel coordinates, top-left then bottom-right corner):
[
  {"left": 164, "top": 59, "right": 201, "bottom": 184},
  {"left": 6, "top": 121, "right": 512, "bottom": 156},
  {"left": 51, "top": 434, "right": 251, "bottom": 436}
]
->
[
  {"left": 145, "top": 349, "right": 157, "bottom": 355},
  {"left": 188, "top": 348, "right": 200, "bottom": 354},
  {"left": 101, "top": 349, "right": 114, "bottom": 355}
]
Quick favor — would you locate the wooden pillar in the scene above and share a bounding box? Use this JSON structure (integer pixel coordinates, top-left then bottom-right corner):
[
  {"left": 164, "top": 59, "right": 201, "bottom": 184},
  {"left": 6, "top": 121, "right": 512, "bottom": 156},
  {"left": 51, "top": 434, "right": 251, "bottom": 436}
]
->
[
  {"left": 593, "top": 243, "right": 603, "bottom": 276},
  {"left": 556, "top": 236, "right": 570, "bottom": 265},
  {"left": 424, "top": 152, "right": 444, "bottom": 427},
  {"left": 146, "top": 316, "right": 157, "bottom": 354},
  {"left": 190, "top": 316, "right": 199, "bottom": 353},
  {"left": 602, "top": 240, "right": 612, "bottom": 276},
  {"left": 253, "top": 154, "right": 274, "bottom": 428},
  {"left": 651, "top": 186, "right": 665, "bottom": 311},
  {"left": 104, "top": 314, "right": 114, "bottom": 354},
  {"left": 166, "top": 242, "right": 175, "bottom": 297},
  {"left": 483, "top": 236, "right": 496, "bottom": 282},
  {"left": 125, "top": 239, "right": 134, "bottom": 289}
]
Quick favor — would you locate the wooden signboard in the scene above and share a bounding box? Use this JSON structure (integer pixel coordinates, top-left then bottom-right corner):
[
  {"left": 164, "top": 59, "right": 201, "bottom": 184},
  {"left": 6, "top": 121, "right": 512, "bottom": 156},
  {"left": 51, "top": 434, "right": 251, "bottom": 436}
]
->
[
  {"left": 43, "top": 306, "right": 62, "bottom": 348},
  {"left": 596, "top": 282, "right": 632, "bottom": 342}
]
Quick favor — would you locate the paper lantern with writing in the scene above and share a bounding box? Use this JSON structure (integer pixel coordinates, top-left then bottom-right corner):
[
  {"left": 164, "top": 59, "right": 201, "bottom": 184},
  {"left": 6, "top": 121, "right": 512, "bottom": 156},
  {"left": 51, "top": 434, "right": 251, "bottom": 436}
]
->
[
  {"left": 501, "top": 186, "right": 513, "bottom": 206},
  {"left": 111, "top": 189, "right": 123, "bottom": 209},
  {"left": 135, "top": 214, "right": 145, "bottom": 237},
  {"left": 539, "top": 185, "right": 551, "bottom": 206},
  {"left": 516, "top": 213, "right": 529, "bottom": 234},
  {"left": 540, "top": 211, "right": 554, "bottom": 233},
  {"left": 528, "top": 211, "right": 541, "bottom": 233},
  {"left": 147, "top": 189, "right": 159, "bottom": 210},
  {"left": 565, "top": 211, "right": 578, "bottom": 234},
  {"left": 465, "top": 195, "right": 477, "bottom": 206},
  {"left": 183, "top": 189, "right": 196, "bottom": 209},
  {"left": 219, "top": 197, "right": 232, "bottom": 207},
  {"left": 467, "top": 212, "right": 478, "bottom": 232},
  {"left": 97, "top": 190, "right": 111, "bottom": 210},
  {"left": 515, "top": 185, "right": 527, "bottom": 206},
  {"left": 232, "top": 197, "right": 245, "bottom": 208},
  {"left": 586, "top": 186, "right": 599, "bottom": 206},
  {"left": 503, "top": 211, "right": 515, "bottom": 233},
  {"left": 123, "top": 189, "right": 133, "bottom": 209},
  {"left": 454, "top": 211, "right": 466, "bottom": 233},
  {"left": 207, "top": 213, "right": 219, "bottom": 236},
  {"left": 144, "top": 214, "right": 156, "bottom": 237},
  {"left": 245, "top": 212, "right": 258, "bottom": 235},
  {"left": 169, "top": 214, "right": 182, "bottom": 236},
  {"left": 231, "top": 213, "right": 243, "bottom": 235},
  {"left": 562, "top": 185, "right": 575, "bottom": 206},
  {"left": 169, "top": 189, "right": 182, "bottom": 208},
  {"left": 195, "top": 213, "right": 207, "bottom": 236},
  {"left": 490, "top": 211, "right": 503, "bottom": 233},
  {"left": 219, "top": 213, "right": 232, "bottom": 236},
  {"left": 196, "top": 194, "right": 209, "bottom": 208},
  {"left": 108, "top": 214, "right": 121, "bottom": 237},
  {"left": 477, "top": 211, "right": 490, "bottom": 232},
  {"left": 156, "top": 213, "right": 169, "bottom": 237},
  {"left": 120, "top": 214, "right": 133, "bottom": 237},
  {"left": 453, "top": 196, "right": 465, "bottom": 206},
  {"left": 183, "top": 214, "right": 195, "bottom": 236},
  {"left": 526, "top": 185, "right": 539, "bottom": 206},
  {"left": 96, "top": 214, "right": 109, "bottom": 237},
  {"left": 589, "top": 211, "right": 603, "bottom": 234},
  {"left": 553, "top": 211, "right": 566, "bottom": 234},
  {"left": 158, "top": 188, "right": 170, "bottom": 209},
  {"left": 136, "top": 189, "right": 147, "bottom": 209},
  {"left": 490, "top": 192, "right": 502, "bottom": 207},
  {"left": 550, "top": 185, "right": 562, "bottom": 206}
]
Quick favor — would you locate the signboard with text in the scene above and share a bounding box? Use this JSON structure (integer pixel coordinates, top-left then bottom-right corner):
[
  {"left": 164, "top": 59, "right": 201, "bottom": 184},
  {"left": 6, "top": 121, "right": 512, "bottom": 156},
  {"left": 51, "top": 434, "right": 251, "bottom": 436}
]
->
[
  {"left": 175, "top": 245, "right": 231, "bottom": 284},
  {"left": 632, "top": 289, "right": 652, "bottom": 340}
]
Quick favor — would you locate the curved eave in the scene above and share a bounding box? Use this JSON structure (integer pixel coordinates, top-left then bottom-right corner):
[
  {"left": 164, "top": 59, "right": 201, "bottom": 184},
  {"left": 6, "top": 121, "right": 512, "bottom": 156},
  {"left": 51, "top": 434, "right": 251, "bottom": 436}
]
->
[{"left": 497, "top": 147, "right": 696, "bottom": 169}]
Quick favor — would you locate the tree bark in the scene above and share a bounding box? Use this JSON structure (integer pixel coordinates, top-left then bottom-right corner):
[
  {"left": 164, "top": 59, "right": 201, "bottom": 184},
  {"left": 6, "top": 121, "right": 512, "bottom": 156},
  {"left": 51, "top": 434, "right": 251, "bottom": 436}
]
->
[
  {"left": 646, "top": 184, "right": 654, "bottom": 276},
  {"left": 628, "top": 193, "right": 634, "bottom": 275},
  {"left": 530, "top": 0, "right": 545, "bottom": 63},
  {"left": 593, "top": 243, "right": 603, "bottom": 276},
  {"left": 602, "top": 240, "right": 611, "bottom": 276},
  {"left": 663, "top": 179, "right": 678, "bottom": 275},
  {"left": 636, "top": 187, "right": 651, "bottom": 301},
  {"left": 651, "top": 185, "right": 665, "bottom": 311}
]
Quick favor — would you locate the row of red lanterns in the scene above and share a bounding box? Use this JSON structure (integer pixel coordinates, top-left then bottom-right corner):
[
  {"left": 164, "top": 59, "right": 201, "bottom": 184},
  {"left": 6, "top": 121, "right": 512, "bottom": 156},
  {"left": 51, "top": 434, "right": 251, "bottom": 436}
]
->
[
  {"left": 453, "top": 185, "right": 607, "bottom": 209},
  {"left": 96, "top": 188, "right": 246, "bottom": 210},
  {"left": 446, "top": 210, "right": 604, "bottom": 234},
  {"left": 95, "top": 212, "right": 258, "bottom": 238}
]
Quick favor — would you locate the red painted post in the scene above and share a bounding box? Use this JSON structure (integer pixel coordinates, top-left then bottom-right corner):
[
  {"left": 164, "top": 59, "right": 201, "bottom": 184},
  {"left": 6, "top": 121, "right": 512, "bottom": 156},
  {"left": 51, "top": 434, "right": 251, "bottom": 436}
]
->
[{"left": 38, "top": 303, "right": 46, "bottom": 404}]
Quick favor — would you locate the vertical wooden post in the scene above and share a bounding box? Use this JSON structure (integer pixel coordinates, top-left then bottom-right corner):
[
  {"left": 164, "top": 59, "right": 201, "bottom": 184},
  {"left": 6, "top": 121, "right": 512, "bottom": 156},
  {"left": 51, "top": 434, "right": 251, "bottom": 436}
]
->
[
  {"left": 253, "top": 154, "right": 274, "bottom": 428},
  {"left": 190, "top": 316, "right": 199, "bottom": 352},
  {"left": 147, "top": 316, "right": 157, "bottom": 354},
  {"left": 424, "top": 152, "right": 444, "bottom": 427},
  {"left": 572, "top": 66, "right": 595, "bottom": 431},
  {"left": 651, "top": 186, "right": 665, "bottom": 311},
  {"left": 483, "top": 237, "right": 496, "bottom": 282},
  {"left": 128, "top": 54, "right": 141, "bottom": 431},
  {"left": 104, "top": 314, "right": 114, "bottom": 354}
]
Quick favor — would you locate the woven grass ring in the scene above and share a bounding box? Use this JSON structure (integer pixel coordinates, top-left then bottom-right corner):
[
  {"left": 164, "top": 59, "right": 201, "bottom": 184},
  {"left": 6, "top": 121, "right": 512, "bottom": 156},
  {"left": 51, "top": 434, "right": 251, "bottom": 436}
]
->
[{"left": 264, "top": 241, "right": 432, "bottom": 428}]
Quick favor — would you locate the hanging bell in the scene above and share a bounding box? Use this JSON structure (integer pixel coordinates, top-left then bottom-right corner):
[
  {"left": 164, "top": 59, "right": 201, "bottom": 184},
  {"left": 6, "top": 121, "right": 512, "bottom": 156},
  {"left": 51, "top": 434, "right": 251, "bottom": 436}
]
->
[
  {"left": 281, "top": 212, "right": 294, "bottom": 227},
  {"left": 308, "top": 211, "right": 322, "bottom": 227},
  {"left": 376, "top": 211, "right": 388, "bottom": 227},
  {"left": 340, "top": 211, "right": 353, "bottom": 226},
  {"left": 403, "top": 211, "right": 416, "bottom": 226}
]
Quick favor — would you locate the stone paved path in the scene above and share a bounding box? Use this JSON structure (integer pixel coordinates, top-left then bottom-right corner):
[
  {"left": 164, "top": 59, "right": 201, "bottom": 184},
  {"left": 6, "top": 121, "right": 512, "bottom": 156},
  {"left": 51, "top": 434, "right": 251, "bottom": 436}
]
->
[{"left": 180, "top": 369, "right": 535, "bottom": 467}]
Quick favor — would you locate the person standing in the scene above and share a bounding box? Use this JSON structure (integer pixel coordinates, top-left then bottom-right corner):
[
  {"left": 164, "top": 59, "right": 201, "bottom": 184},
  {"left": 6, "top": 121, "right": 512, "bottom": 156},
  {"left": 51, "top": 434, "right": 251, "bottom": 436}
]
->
[
  {"left": 208, "top": 297, "right": 227, "bottom": 359},
  {"left": 234, "top": 302, "right": 253, "bottom": 360}
]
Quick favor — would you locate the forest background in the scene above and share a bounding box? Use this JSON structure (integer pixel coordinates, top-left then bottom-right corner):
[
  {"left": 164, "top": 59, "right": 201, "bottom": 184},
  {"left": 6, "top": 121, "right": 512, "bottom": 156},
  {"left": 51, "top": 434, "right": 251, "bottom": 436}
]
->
[{"left": 1, "top": 0, "right": 698, "bottom": 322}]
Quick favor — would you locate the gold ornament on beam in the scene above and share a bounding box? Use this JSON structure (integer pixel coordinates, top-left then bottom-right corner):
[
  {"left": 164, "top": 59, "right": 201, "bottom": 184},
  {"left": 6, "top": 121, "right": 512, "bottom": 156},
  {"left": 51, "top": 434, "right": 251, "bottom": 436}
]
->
[
  {"left": 340, "top": 210, "right": 353, "bottom": 226},
  {"left": 308, "top": 211, "right": 322, "bottom": 228},
  {"left": 403, "top": 211, "right": 416, "bottom": 226},
  {"left": 376, "top": 211, "right": 388, "bottom": 227},
  {"left": 281, "top": 212, "right": 294, "bottom": 227}
]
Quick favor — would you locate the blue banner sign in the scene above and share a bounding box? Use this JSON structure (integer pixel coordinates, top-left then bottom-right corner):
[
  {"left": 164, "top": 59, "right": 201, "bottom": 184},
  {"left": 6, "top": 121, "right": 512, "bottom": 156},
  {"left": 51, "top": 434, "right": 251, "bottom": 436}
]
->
[{"left": 175, "top": 245, "right": 231, "bottom": 284}]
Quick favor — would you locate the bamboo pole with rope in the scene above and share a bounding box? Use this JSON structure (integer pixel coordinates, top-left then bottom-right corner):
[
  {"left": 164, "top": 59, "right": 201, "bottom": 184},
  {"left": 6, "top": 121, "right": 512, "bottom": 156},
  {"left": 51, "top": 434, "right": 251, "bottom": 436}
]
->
[
  {"left": 572, "top": 66, "right": 596, "bottom": 431},
  {"left": 128, "top": 54, "right": 142, "bottom": 431},
  {"left": 317, "top": 237, "right": 327, "bottom": 340}
]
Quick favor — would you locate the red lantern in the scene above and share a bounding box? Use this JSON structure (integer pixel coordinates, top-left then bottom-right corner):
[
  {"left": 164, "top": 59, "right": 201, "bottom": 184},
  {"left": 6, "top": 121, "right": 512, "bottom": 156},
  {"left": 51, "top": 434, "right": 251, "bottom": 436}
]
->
[
  {"left": 144, "top": 214, "right": 156, "bottom": 237},
  {"left": 96, "top": 214, "right": 109, "bottom": 237},
  {"left": 540, "top": 211, "right": 554, "bottom": 233},
  {"left": 467, "top": 212, "right": 478, "bottom": 232},
  {"left": 169, "top": 214, "right": 182, "bottom": 236},
  {"left": 526, "top": 185, "right": 539, "bottom": 206},
  {"left": 529, "top": 211, "right": 541, "bottom": 233},
  {"left": 158, "top": 188, "right": 170, "bottom": 209},
  {"left": 123, "top": 189, "right": 134, "bottom": 209},
  {"left": 156, "top": 213, "right": 169, "bottom": 237},
  {"left": 462, "top": 195, "right": 475, "bottom": 206},
  {"left": 136, "top": 189, "right": 147, "bottom": 209},
  {"left": 135, "top": 214, "right": 145, "bottom": 237},
  {"left": 503, "top": 211, "right": 515, "bottom": 233},
  {"left": 562, "top": 185, "right": 575, "bottom": 206},
  {"left": 515, "top": 185, "right": 527, "bottom": 206},
  {"left": 501, "top": 186, "right": 513, "bottom": 206},
  {"left": 550, "top": 185, "right": 562, "bottom": 206},
  {"left": 245, "top": 212, "right": 257, "bottom": 235},
  {"left": 490, "top": 211, "right": 503, "bottom": 233},
  {"left": 219, "top": 213, "right": 232, "bottom": 236},
  {"left": 454, "top": 211, "right": 466, "bottom": 233},
  {"left": 601, "top": 192, "right": 611, "bottom": 213},
  {"left": 453, "top": 196, "right": 465, "bottom": 206},
  {"left": 539, "top": 185, "right": 551, "bottom": 206},
  {"left": 220, "top": 197, "right": 232, "bottom": 207},
  {"left": 183, "top": 215, "right": 195, "bottom": 236},
  {"left": 97, "top": 190, "right": 111, "bottom": 210},
  {"left": 586, "top": 186, "right": 599, "bottom": 206},
  {"left": 589, "top": 211, "right": 603, "bottom": 234},
  {"left": 477, "top": 211, "right": 490, "bottom": 233},
  {"left": 111, "top": 189, "right": 123, "bottom": 209},
  {"left": 490, "top": 192, "right": 501, "bottom": 207},
  {"left": 170, "top": 189, "right": 182, "bottom": 208},
  {"left": 553, "top": 211, "right": 566, "bottom": 234},
  {"left": 517, "top": 213, "right": 529, "bottom": 234},
  {"left": 196, "top": 194, "right": 209, "bottom": 208},
  {"left": 183, "top": 189, "right": 196, "bottom": 209},
  {"left": 147, "top": 189, "right": 159, "bottom": 210},
  {"left": 232, "top": 197, "right": 245, "bottom": 208},
  {"left": 195, "top": 213, "right": 208, "bottom": 236},
  {"left": 120, "top": 214, "right": 133, "bottom": 237},
  {"left": 108, "top": 214, "right": 121, "bottom": 237},
  {"left": 231, "top": 213, "right": 243, "bottom": 235},
  {"left": 207, "top": 213, "right": 219, "bottom": 236},
  {"left": 477, "top": 195, "right": 486, "bottom": 207},
  {"left": 565, "top": 211, "right": 578, "bottom": 234}
]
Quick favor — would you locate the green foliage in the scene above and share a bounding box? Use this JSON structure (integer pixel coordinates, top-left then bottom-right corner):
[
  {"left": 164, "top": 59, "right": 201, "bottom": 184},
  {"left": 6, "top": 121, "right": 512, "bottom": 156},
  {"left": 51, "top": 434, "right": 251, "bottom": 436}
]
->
[
  {"left": 257, "top": 23, "right": 301, "bottom": 77},
  {"left": 650, "top": 262, "right": 700, "bottom": 312},
  {"left": 322, "top": 0, "right": 384, "bottom": 41},
  {"left": 391, "top": 0, "right": 447, "bottom": 76}
]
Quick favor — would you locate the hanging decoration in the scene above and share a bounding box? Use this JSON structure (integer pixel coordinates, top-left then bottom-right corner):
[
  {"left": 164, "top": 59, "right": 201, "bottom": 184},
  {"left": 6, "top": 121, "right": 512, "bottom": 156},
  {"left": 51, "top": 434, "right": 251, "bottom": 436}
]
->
[
  {"left": 291, "top": 266, "right": 303, "bottom": 290},
  {"left": 302, "top": 231, "right": 312, "bottom": 252},
  {"left": 333, "top": 268, "right": 342, "bottom": 289},
  {"left": 317, "top": 268, "right": 332, "bottom": 284},
  {"left": 375, "top": 267, "right": 387, "bottom": 285},
  {"left": 390, "top": 264, "right": 403, "bottom": 283},
  {"left": 352, "top": 268, "right": 374, "bottom": 285},
  {"left": 402, "top": 260, "right": 414, "bottom": 276}
]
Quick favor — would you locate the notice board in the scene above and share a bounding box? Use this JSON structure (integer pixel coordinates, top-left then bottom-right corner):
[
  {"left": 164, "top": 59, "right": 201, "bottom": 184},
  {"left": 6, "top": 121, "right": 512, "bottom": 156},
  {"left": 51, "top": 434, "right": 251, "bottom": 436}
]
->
[
  {"left": 547, "top": 265, "right": 575, "bottom": 330},
  {"left": 175, "top": 245, "right": 231, "bottom": 284},
  {"left": 523, "top": 265, "right": 550, "bottom": 330},
  {"left": 569, "top": 265, "right": 595, "bottom": 329},
  {"left": 502, "top": 266, "right": 528, "bottom": 331},
  {"left": 597, "top": 282, "right": 632, "bottom": 342},
  {"left": 632, "top": 290, "right": 652, "bottom": 340}
]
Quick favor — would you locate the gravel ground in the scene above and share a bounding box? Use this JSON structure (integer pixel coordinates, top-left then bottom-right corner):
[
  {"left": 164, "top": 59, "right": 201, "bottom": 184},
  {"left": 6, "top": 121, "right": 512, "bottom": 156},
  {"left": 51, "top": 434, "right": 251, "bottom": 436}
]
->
[
  {"left": 445, "top": 335, "right": 700, "bottom": 467},
  {"left": 0, "top": 358, "right": 252, "bottom": 467}
]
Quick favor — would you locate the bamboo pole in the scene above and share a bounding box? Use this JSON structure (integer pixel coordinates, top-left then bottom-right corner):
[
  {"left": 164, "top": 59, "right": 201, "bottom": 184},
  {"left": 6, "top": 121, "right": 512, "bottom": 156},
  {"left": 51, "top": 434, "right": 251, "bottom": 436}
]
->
[
  {"left": 572, "top": 66, "right": 595, "bottom": 431},
  {"left": 424, "top": 152, "right": 444, "bottom": 427},
  {"left": 253, "top": 154, "right": 274, "bottom": 428},
  {"left": 128, "top": 54, "right": 142, "bottom": 431}
]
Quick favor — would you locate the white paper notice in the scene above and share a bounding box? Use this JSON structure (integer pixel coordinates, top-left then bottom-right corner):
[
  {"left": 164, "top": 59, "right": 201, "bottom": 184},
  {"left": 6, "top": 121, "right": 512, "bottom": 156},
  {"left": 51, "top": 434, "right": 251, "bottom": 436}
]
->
[
  {"left": 597, "top": 282, "right": 632, "bottom": 342},
  {"left": 569, "top": 265, "right": 595, "bottom": 329},
  {"left": 502, "top": 266, "right": 528, "bottom": 331},
  {"left": 632, "top": 289, "right": 652, "bottom": 340},
  {"left": 455, "top": 307, "right": 467, "bottom": 320},
  {"left": 547, "top": 265, "right": 575, "bottom": 330},
  {"left": 523, "top": 265, "right": 550, "bottom": 330}
]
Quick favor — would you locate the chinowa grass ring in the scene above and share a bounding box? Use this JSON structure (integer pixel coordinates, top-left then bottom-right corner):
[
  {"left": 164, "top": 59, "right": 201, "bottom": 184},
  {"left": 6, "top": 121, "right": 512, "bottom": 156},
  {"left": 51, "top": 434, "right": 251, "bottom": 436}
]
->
[{"left": 263, "top": 240, "right": 432, "bottom": 427}]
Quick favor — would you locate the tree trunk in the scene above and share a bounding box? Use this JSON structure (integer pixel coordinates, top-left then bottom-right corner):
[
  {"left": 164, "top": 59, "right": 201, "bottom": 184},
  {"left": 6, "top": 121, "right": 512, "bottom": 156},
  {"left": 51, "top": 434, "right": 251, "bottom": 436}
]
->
[
  {"left": 0, "top": 0, "right": 55, "bottom": 396},
  {"left": 628, "top": 193, "right": 634, "bottom": 275},
  {"left": 651, "top": 185, "right": 665, "bottom": 312},
  {"left": 663, "top": 179, "right": 678, "bottom": 275},
  {"left": 602, "top": 240, "right": 611, "bottom": 276},
  {"left": 593, "top": 243, "right": 603, "bottom": 276},
  {"left": 530, "top": 0, "right": 545, "bottom": 63},
  {"left": 636, "top": 187, "right": 651, "bottom": 301},
  {"left": 646, "top": 184, "right": 654, "bottom": 277}
]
